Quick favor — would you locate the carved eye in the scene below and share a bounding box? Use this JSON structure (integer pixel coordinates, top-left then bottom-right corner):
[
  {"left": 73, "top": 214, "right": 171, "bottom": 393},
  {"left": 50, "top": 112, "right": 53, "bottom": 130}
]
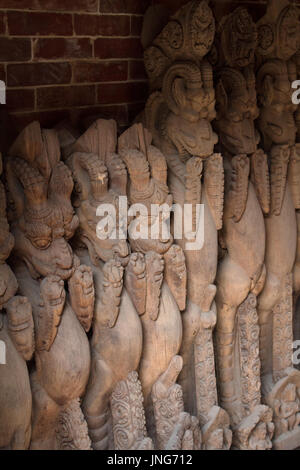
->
[
  {"left": 273, "top": 103, "right": 284, "bottom": 114},
  {"left": 31, "top": 239, "right": 51, "bottom": 250}
]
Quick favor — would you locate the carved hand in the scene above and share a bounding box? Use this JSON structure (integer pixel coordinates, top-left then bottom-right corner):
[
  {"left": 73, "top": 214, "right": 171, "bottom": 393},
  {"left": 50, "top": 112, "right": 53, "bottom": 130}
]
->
[{"left": 69, "top": 265, "right": 95, "bottom": 332}]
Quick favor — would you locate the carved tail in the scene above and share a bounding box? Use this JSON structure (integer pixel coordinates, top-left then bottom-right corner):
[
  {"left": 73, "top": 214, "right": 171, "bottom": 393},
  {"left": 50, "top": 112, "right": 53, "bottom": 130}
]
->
[
  {"left": 56, "top": 398, "right": 92, "bottom": 450},
  {"left": 85, "top": 409, "right": 111, "bottom": 450}
]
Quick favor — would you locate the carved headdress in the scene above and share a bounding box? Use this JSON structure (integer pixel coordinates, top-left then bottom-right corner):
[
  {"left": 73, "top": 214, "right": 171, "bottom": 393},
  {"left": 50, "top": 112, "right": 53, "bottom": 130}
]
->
[
  {"left": 213, "top": 7, "right": 257, "bottom": 69},
  {"left": 144, "top": 0, "right": 215, "bottom": 90},
  {"left": 256, "top": 0, "right": 300, "bottom": 61}
]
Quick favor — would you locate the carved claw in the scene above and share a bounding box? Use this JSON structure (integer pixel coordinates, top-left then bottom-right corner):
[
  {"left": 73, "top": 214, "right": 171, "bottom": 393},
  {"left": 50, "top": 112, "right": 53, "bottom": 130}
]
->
[
  {"left": 165, "top": 412, "right": 202, "bottom": 450},
  {"left": 153, "top": 355, "right": 183, "bottom": 399},
  {"left": 186, "top": 157, "right": 203, "bottom": 177},
  {"left": 96, "top": 259, "right": 124, "bottom": 329},
  {"left": 37, "top": 275, "right": 66, "bottom": 351},
  {"left": 228, "top": 154, "right": 250, "bottom": 223},
  {"left": 5, "top": 295, "right": 35, "bottom": 361},
  {"left": 145, "top": 252, "right": 164, "bottom": 321},
  {"left": 164, "top": 245, "right": 187, "bottom": 311},
  {"left": 201, "top": 284, "right": 217, "bottom": 313},
  {"left": 69, "top": 265, "right": 95, "bottom": 332},
  {"left": 152, "top": 356, "right": 196, "bottom": 450},
  {"left": 125, "top": 252, "right": 146, "bottom": 315}
]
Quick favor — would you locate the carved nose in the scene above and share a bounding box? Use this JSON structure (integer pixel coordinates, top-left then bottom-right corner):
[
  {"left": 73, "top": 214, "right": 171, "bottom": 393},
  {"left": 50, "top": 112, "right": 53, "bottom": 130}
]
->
[
  {"left": 54, "top": 239, "right": 73, "bottom": 269},
  {"left": 113, "top": 241, "right": 129, "bottom": 259}
]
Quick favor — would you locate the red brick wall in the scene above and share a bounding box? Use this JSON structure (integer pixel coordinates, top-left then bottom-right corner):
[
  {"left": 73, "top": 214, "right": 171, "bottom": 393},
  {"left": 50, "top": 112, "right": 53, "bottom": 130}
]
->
[
  {"left": 0, "top": 0, "right": 150, "bottom": 134},
  {"left": 0, "top": 0, "right": 299, "bottom": 138}
]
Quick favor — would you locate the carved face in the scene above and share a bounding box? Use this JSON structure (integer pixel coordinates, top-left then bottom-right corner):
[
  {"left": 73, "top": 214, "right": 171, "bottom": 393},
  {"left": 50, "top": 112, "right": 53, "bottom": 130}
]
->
[
  {"left": 6, "top": 296, "right": 34, "bottom": 361},
  {"left": 79, "top": 196, "right": 130, "bottom": 266},
  {"left": 216, "top": 92, "right": 258, "bottom": 155},
  {"left": 221, "top": 8, "right": 257, "bottom": 68},
  {"left": 258, "top": 71, "right": 297, "bottom": 148},
  {"left": 166, "top": 114, "right": 218, "bottom": 159},
  {"left": 278, "top": 7, "right": 300, "bottom": 61},
  {"left": 8, "top": 158, "right": 79, "bottom": 280},
  {"left": 128, "top": 195, "right": 174, "bottom": 255},
  {"left": 190, "top": 0, "right": 215, "bottom": 57},
  {"left": 14, "top": 224, "right": 76, "bottom": 281},
  {"left": 215, "top": 68, "right": 259, "bottom": 155}
]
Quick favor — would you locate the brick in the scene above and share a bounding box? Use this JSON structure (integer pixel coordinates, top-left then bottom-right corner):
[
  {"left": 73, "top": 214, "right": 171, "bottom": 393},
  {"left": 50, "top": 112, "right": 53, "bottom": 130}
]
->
[
  {"left": 37, "top": 85, "right": 95, "bottom": 109},
  {"left": 6, "top": 89, "right": 35, "bottom": 111},
  {"left": 131, "top": 15, "right": 143, "bottom": 36},
  {"left": 34, "top": 38, "right": 92, "bottom": 60},
  {"left": 8, "top": 62, "right": 71, "bottom": 87},
  {"left": 7, "top": 11, "right": 73, "bottom": 36},
  {"left": 0, "top": 38, "right": 31, "bottom": 62},
  {"left": 74, "top": 14, "right": 130, "bottom": 37},
  {"left": 100, "top": 0, "right": 149, "bottom": 14},
  {"left": 73, "top": 61, "right": 128, "bottom": 83},
  {"left": 94, "top": 38, "right": 143, "bottom": 59},
  {"left": 0, "top": 0, "right": 98, "bottom": 12},
  {"left": 0, "top": 12, "right": 5, "bottom": 35},
  {"left": 97, "top": 81, "right": 148, "bottom": 105},
  {"left": 129, "top": 60, "right": 147, "bottom": 80}
]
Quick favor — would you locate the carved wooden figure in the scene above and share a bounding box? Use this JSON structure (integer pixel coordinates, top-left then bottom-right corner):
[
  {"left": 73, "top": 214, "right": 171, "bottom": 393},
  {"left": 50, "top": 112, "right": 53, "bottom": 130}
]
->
[
  {"left": 0, "top": 153, "right": 35, "bottom": 450},
  {"left": 142, "top": 0, "right": 231, "bottom": 449},
  {"left": 64, "top": 119, "right": 144, "bottom": 450},
  {"left": 292, "top": 51, "right": 300, "bottom": 341},
  {"left": 118, "top": 123, "right": 187, "bottom": 441},
  {"left": 256, "top": 0, "right": 300, "bottom": 449},
  {"left": 213, "top": 8, "right": 274, "bottom": 447},
  {"left": 6, "top": 122, "right": 93, "bottom": 450}
]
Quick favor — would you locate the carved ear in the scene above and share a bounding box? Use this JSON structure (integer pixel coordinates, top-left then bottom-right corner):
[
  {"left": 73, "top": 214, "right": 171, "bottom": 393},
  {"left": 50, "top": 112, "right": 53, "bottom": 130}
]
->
[
  {"left": 6, "top": 159, "right": 26, "bottom": 218},
  {"left": 118, "top": 123, "right": 152, "bottom": 155},
  {"left": 96, "top": 119, "right": 117, "bottom": 163},
  {"left": 215, "top": 79, "right": 228, "bottom": 118},
  {"left": 67, "top": 119, "right": 117, "bottom": 165},
  {"left": 42, "top": 129, "right": 61, "bottom": 174},
  {"left": 9, "top": 121, "right": 43, "bottom": 166},
  {"left": 172, "top": 78, "right": 187, "bottom": 113},
  {"left": 67, "top": 152, "right": 108, "bottom": 202},
  {"left": 6, "top": 157, "right": 47, "bottom": 217},
  {"left": 162, "top": 62, "right": 202, "bottom": 119},
  {"left": 261, "top": 74, "right": 274, "bottom": 107}
]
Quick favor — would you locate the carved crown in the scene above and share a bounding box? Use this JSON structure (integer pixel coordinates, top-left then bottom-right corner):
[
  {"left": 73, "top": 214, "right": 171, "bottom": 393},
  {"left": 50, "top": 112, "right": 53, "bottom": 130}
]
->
[
  {"left": 213, "top": 7, "right": 257, "bottom": 68},
  {"left": 144, "top": 0, "right": 215, "bottom": 89},
  {"left": 256, "top": 0, "right": 300, "bottom": 61}
]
